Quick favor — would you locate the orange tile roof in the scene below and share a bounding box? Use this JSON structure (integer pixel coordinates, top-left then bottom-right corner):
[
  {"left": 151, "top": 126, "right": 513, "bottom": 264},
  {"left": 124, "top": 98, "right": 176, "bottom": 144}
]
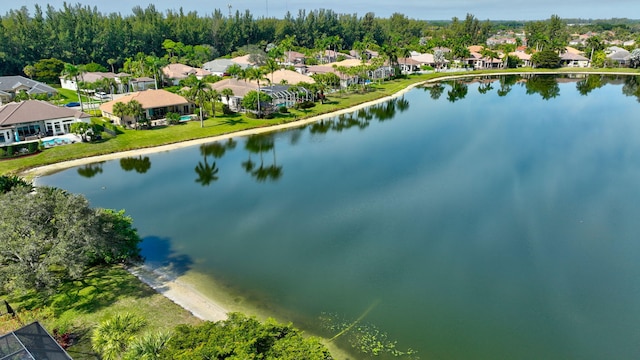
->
[{"left": 99, "top": 89, "right": 190, "bottom": 114}]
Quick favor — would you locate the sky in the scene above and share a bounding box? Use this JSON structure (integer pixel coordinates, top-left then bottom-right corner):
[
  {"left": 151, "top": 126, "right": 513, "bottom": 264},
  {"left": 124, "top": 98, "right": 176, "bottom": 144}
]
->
[{"left": 2, "top": 0, "right": 638, "bottom": 21}]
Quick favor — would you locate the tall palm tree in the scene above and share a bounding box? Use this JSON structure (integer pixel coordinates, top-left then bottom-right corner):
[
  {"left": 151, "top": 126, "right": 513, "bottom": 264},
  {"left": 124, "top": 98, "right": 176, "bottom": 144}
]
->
[
  {"left": 62, "top": 63, "right": 84, "bottom": 110},
  {"left": 186, "top": 79, "right": 210, "bottom": 127},
  {"left": 264, "top": 58, "right": 280, "bottom": 86},
  {"left": 209, "top": 89, "right": 220, "bottom": 118},
  {"left": 244, "top": 67, "right": 266, "bottom": 116}
]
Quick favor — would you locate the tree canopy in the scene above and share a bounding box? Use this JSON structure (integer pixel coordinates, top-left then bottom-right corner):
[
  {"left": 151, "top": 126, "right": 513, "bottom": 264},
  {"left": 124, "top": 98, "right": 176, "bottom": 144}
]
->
[{"left": 0, "top": 186, "right": 141, "bottom": 293}]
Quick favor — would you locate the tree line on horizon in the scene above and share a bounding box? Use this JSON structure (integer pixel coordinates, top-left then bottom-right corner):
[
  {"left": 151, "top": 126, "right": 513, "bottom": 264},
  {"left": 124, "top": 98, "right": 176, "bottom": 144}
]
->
[{"left": 2, "top": 3, "right": 640, "bottom": 77}]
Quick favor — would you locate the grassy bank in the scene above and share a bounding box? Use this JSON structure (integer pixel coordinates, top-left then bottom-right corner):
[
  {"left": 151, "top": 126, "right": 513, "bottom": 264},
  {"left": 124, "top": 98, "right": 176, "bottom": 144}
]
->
[{"left": 1, "top": 265, "right": 200, "bottom": 360}]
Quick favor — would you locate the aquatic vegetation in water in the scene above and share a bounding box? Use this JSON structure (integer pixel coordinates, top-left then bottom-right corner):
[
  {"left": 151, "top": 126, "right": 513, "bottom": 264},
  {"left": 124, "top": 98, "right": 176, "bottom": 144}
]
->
[{"left": 320, "top": 310, "right": 418, "bottom": 359}]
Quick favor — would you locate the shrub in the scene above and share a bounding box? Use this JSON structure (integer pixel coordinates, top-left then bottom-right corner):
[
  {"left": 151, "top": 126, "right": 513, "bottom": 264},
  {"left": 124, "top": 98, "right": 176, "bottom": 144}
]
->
[
  {"left": 6, "top": 145, "right": 14, "bottom": 157},
  {"left": 27, "top": 142, "right": 39, "bottom": 153},
  {"left": 278, "top": 106, "right": 289, "bottom": 113},
  {"left": 166, "top": 112, "right": 180, "bottom": 125},
  {"left": 0, "top": 148, "right": 5, "bottom": 158},
  {"left": 222, "top": 104, "right": 234, "bottom": 115},
  {"left": 245, "top": 111, "right": 259, "bottom": 119},
  {"left": 294, "top": 101, "right": 316, "bottom": 110}
]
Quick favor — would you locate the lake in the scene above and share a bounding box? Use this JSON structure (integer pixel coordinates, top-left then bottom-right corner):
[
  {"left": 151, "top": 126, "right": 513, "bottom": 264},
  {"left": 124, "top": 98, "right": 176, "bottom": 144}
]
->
[{"left": 36, "top": 74, "right": 640, "bottom": 359}]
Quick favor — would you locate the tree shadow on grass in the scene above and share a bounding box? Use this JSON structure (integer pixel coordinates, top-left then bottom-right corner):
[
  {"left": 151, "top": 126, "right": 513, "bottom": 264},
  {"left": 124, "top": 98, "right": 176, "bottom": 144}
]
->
[
  {"left": 218, "top": 118, "right": 248, "bottom": 126},
  {"left": 10, "top": 236, "right": 194, "bottom": 319}
]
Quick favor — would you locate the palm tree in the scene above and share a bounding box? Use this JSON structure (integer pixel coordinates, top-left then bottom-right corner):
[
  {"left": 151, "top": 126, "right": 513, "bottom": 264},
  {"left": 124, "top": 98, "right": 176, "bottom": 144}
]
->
[
  {"left": 185, "top": 79, "right": 210, "bottom": 127},
  {"left": 244, "top": 67, "right": 266, "bottom": 116},
  {"left": 127, "top": 100, "right": 145, "bottom": 129},
  {"left": 209, "top": 89, "right": 220, "bottom": 118},
  {"left": 124, "top": 331, "right": 171, "bottom": 360},
  {"left": 399, "top": 47, "right": 412, "bottom": 75},
  {"left": 62, "top": 63, "right": 84, "bottom": 110},
  {"left": 107, "top": 58, "right": 117, "bottom": 73},
  {"left": 91, "top": 313, "right": 145, "bottom": 360},
  {"left": 264, "top": 58, "right": 280, "bottom": 86},
  {"left": 221, "top": 88, "right": 234, "bottom": 107},
  {"left": 112, "top": 101, "right": 128, "bottom": 126},
  {"left": 227, "top": 64, "right": 243, "bottom": 79}
]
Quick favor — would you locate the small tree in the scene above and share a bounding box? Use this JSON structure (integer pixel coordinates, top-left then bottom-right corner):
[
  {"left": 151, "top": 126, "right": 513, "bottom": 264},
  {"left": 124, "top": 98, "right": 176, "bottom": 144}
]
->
[
  {"left": 531, "top": 50, "right": 561, "bottom": 69},
  {"left": 630, "top": 48, "right": 640, "bottom": 69},
  {"left": 70, "top": 122, "right": 91, "bottom": 142}
]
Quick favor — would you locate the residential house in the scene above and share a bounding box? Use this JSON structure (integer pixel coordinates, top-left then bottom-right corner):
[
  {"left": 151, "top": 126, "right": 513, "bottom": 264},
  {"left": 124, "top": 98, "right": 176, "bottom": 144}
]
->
[
  {"left": 305, "top": 65, "right": 357, "bottom": 89},
  {"left": 202, "top": 59, "right": 249, "bottom": 76},
  {"left": 0, "top": 76, "right": 58, "bottom": 105},
  {"left": 283, "top": 51, "right": 306, "bottom": 65},
  {"left": 0, "top": 100, "right": 91, "bottom": 143},
  {"left": 208, "top": 78, "right": 258, "bottom": 111},
  {"left": 263, "top": 69, "right": 315, "bottom": 86},
  {"left": 162, "top": 63, "right": 211, "bottom": 86},
  {"left": 316, "top": 50, "right": 355, "bottom": 64},
  {"left": 130, "top": 77, "right": 157, "bottom": 91},
  {"left": 99, "top": 89, "right": 192, "bottom": 127},
  {"left": 59, "top": 71, "right": 131, "bottom": 93},
  {"left": 560, "top": 52, "right": 590, "bottom": 67},
  {"left": 606, "top": 46, "right": 631, "bottom": 66},
  {"left": 508, "top": 51, "right": 532, "bottom": 67},
  {"left": 397, "top": 57, "right": 423, "bottom": 73}
]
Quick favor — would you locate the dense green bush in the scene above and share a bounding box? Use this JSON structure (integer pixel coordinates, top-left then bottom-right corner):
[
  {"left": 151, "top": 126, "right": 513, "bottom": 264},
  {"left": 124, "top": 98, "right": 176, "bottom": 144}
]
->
[
  {"left": 159, "top": 313, "right": 332, "bottom": 359},
  {"left": 294, "top": 101, "right": 316, "bottom": 110}
]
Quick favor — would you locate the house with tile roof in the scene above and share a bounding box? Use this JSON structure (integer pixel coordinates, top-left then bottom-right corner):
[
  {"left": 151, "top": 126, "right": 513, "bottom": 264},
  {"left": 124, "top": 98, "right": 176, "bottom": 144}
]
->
[
  {"left": 162, "top": 64, "right": 211, "bottom": 86},
  {"left": 0, "top": 76, "right": 58, "bottom": 105},
  {"left": 0, "top": 100, "right": 91, "bottom": 144},
  {"left": 99, "top": 89, "right": 192, "bottom": 127}
]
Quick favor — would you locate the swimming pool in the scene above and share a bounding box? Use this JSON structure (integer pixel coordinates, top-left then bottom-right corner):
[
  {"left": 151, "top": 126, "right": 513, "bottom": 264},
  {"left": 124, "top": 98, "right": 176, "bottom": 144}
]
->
[
  {"left": 41, "top": 138, "right": 69, "bottom": 147},
  {"left": 179, "top": 115, "right": 194, "bottom": 122}
]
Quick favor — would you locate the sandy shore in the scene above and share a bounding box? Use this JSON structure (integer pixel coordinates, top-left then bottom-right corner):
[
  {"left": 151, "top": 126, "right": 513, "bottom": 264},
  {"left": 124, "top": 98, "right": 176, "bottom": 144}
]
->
[{"left": 128, "top": 264, "right": 229, "bottom": 321}]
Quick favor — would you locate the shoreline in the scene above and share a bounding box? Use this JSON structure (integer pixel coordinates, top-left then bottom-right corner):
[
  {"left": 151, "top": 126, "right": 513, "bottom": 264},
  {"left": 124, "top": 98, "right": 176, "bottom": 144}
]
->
[
  {"left": 22, "top": 70, "right": 639, "bottom": 178},
  {"left": 24, "top": 78, "right": 424, "bottom": 178}
]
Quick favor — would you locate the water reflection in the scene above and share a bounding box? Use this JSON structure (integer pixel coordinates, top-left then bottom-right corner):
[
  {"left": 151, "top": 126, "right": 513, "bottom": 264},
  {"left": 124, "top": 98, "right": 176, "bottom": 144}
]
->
[
  {"left": 243, "top": 134, "right": 282, "bottom": 183},
  {"left": 194, "top": 140, "right": 237, "bottom": 186},
  {"left": 120, "top": 156, "right": 151, "bottom": 173},
  {"left": 77, "top": 162, "right": 104, "bottom": 178},
  {"left": 525, "top": 75, "right": 560, "bottom": 100},
  {"left": 419, "top": 74, "right": 640, "bottom": 103}
]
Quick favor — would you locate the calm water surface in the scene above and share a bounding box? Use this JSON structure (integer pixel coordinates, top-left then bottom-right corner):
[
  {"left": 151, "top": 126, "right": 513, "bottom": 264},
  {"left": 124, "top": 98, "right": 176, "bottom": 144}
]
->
[{"left": 37, "top": 75, "right": 640, "bottom": 359}]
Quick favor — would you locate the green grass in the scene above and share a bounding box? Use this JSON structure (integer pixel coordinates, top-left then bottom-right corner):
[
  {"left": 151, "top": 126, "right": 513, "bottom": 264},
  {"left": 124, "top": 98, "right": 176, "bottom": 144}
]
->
[
  {"left": 2, "top": 68, "right": 639, "bottom": 177},
  {"left": 1, "top": 265, "right": 200, "bottom": 360}
]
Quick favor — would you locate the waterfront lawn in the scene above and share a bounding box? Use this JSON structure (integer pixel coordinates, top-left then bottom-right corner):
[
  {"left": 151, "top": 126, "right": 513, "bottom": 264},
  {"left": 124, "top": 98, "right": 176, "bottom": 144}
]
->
[{"left": 0, "top": 264, "right": 200, "bottom": 360}]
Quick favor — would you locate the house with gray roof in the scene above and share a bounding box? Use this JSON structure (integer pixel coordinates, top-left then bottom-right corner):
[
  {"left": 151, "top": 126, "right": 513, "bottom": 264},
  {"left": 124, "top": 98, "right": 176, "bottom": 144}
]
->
[
  {"left": 606, "top": 46, "right": 631, "bottom": 66},
  {"left": 0, "top": 100, "right": 91, "bottom": 144},
  {"left": 0, "top": 76, "right": 58, "bottom": 105},
  {"left": 202, "top": 59, "right": 250, "bottom": 76}
]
